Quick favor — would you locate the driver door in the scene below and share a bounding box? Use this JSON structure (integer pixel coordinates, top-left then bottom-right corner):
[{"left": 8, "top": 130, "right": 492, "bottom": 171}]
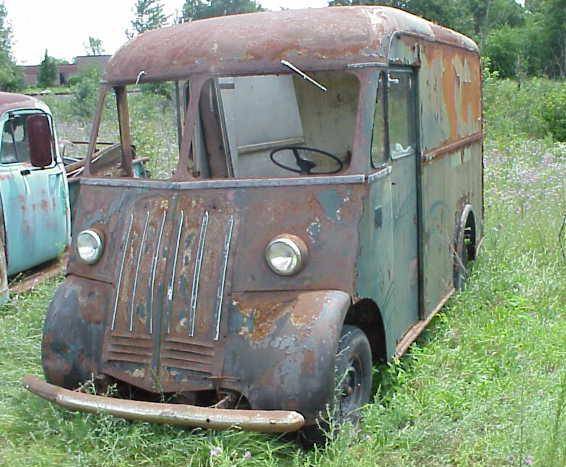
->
[
  {"left": 387, "top": 70, "right": 420, "bottom": 340},
  {"left": 0, "top": 110, "right": 70, "bottom": 275}
]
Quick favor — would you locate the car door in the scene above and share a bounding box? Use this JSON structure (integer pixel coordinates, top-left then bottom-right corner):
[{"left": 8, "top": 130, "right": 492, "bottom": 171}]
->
[
  {"left": 387, "top": 69, "right": 420, "bottom": 340},
  {"left": 0, "top": 110, "right": 70, "bottom": 275},
  {"left": 357, "top": 71, "right": 396, "bottom": 355}
]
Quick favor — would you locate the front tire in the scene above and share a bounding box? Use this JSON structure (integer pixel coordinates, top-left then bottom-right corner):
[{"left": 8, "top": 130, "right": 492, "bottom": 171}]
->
[{"left": 299, "top": 325, "right": 372, "bottom": 446}]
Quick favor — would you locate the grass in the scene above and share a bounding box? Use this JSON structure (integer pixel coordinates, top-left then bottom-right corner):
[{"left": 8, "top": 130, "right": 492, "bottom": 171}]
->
[{"left": 0, "top": 80, "right": 564, "bottom": 466}]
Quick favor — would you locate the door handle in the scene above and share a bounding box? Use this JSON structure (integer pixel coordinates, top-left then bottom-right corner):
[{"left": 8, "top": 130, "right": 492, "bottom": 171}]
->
[
  {"left": 374, "top": 206, "right": 383, "bottom": 229},
  {"left": 22, "top": 174, "right": 30, "bottom": 196},
  {"left": 20, "top": 169, "right": 31, "bottom": 176}
]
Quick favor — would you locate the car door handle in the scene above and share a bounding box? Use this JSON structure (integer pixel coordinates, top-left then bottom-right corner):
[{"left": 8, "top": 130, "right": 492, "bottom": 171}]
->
[
  {"left": 374, "top": 206, "right": 383, "bottom": 229},
  {"left": 20, "top": 169, "right": 31, "bottom": 176}
]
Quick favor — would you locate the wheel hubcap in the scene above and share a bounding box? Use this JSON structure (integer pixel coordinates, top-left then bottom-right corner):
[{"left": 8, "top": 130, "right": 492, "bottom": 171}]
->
[{"left": 340, "top": 356, "right": 363, "bottom": 416}]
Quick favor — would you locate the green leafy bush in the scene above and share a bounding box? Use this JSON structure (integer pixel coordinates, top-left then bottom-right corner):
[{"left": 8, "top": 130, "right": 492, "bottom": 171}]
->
[
  {"left": 71, "top": 67, "right": 102, "bottom": 120},
  {"left": 483, "top": 75, "right": 566, "bottom": 141},
  {"left": 541, "top": 87, "right": 566, "bottom": 142}
]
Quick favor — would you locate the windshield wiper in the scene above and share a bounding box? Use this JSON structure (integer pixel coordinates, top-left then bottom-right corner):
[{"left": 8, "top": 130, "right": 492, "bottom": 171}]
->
[{"left": 281, "top": 60, "right": 327, "bottom": 92}]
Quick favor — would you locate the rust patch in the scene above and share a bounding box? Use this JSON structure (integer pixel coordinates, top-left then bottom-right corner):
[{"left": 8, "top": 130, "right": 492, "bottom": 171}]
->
[
  {"left": 236, "top": 293, "right": 295, "bottom": 342},
  {"left": 441, "top": 49, "right": 459, "bottom": 140}
]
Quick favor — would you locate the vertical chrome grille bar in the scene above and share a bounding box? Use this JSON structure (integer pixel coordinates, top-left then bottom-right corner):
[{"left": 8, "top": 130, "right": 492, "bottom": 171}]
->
[
  {"left": 167, "top": 211, "right": 184, "bottom": 302},
  {"left": 129, "top": 211, "right": 150, "bottom": 333},
  {"left": 167, "top": 210, "right": 184, "bottom": 334},
  {"left": 148, "top": 210, "right": 167, "bottom": 334},
  {"left": 214, "top": 215, "right": 234, "bottom": 341},
  {"left": 111, "top": 214, "right": 134, "bottom": 331},
  {"left": 189, "top": 210, "right": 209, "bottom": 336}
]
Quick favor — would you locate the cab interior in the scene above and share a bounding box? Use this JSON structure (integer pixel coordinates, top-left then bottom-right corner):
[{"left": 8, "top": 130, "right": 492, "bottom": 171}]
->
[{"left": 194, "top": 71, "right": 360, "bottom": 179}]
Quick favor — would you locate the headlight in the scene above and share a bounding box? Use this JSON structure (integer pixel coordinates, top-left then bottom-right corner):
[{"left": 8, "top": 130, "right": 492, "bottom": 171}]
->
[
  {"left": 265, "top": 234, "right": 308, "bottom": 276},
  {"left": 76, "top": 229, "right": 103, "bottom": 264}
]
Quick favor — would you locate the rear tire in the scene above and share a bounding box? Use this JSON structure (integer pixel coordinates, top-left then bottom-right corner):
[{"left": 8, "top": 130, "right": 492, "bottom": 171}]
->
[
  {"left": 454, "top": 207, "right": 477, "bottom": 290},
  {"left": 299, "top": 325, "right": 372, "bottom": 447}
]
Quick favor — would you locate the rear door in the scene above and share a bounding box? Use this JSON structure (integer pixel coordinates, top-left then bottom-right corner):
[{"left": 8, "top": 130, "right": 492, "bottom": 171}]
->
[{"left": 0, "top": 110, "right": 69, "bottom": 275}]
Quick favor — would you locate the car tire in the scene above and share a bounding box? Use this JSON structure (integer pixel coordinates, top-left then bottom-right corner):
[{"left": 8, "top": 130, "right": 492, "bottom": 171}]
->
[
  {"left": 454, "top": 223, "right": 475, "bottom": 290},
  {"left": 299, "top": 324, "right": 372, "bottom": 447}
]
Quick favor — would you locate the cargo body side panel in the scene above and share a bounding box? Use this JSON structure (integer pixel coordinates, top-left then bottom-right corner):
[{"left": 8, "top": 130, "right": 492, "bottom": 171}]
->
[{"left": 417, "top": 43, "right": 483, "bottom": 316}]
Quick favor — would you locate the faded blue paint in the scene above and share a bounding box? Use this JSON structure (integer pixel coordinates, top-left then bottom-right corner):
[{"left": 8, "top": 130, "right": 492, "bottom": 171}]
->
[
  {"left": 0, "top": 104, "right": 71, "bottom": 301},
  {"left": 316, "top": 188, "right": 346, "bottom": 222},
  {"left": 357, "top": 172, "right": 397, "bottom": 357}
]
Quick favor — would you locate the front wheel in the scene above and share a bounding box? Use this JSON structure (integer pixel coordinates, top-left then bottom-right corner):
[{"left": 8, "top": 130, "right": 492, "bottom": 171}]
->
[{"left": 299, "top": 325, "right": 372, "bottom": 446}]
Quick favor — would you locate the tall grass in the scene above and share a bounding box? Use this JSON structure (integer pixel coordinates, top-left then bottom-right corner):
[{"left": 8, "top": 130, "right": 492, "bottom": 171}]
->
[{"left": 0, "top": 79, "right": 563, "bottom": 466}]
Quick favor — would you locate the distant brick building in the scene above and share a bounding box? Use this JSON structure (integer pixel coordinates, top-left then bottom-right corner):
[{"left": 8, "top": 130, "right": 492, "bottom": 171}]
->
[{"left": 19, "top": 55, "right": 111, "bottom": 87}]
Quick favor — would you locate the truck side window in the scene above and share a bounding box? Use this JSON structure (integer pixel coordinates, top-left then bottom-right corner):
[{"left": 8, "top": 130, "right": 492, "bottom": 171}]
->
[
  {"left": 388, "top": 72, "right": 415, "bottom": 159},
  {"left": 0, "top": 116, "right": 30, "bottom": 164},
  {"left": 370, "top": 72, "right": 386, "bottom": 167}
]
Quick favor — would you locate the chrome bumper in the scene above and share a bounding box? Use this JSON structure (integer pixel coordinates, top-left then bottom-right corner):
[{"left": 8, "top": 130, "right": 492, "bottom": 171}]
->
[{"left": 22, "top": 375, "right": 305, "bottom": 433}]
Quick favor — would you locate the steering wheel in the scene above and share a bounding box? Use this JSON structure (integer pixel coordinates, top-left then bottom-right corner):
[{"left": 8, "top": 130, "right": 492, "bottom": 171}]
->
[{"left": 270, "top": 146, "right": 344, "bottom": 175}]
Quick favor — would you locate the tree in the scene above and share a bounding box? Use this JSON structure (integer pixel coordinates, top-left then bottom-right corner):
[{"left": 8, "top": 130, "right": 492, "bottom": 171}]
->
[
  {"left": 0, "top": 2, "right": 22, "bottom": 91},
  {"left": 37, "top": 50, "right": 57, "bottom": 88},
  {"left": 464, "top": 0, "right": 524, "bottom": 48},
  {"left": 127, "top": 0, "right": 168, "bottom": 38},
  {"left": 84, "top": 36, "right": 105, "bottom": 56},
  {"left": 524, "top": 0, "right": 566, "bottom": 78},
  {"left": 181, "top": 0, "right": 262, "bottom": 22},
  {"left": 484, "top": 26, "right": 525, "bottom": 78}
]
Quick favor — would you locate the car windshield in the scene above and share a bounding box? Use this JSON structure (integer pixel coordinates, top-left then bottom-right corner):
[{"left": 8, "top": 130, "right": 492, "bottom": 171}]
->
[{"left": 195, "top": 71, "right": 360, "bottom": 179}]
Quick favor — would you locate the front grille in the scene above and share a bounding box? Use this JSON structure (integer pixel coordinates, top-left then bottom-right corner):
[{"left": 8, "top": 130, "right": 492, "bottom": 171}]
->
[
  {"left": 160, "top": 336, "right": 215, "bottom": 376},
  {"left": 103, "top": 195, "right": 236, "bottom": 390},
  {"left": 106, "top": 334, "right": 152, "bottom": 366}
]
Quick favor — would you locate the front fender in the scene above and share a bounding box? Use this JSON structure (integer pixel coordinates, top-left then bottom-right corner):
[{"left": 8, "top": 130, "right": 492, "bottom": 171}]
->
[
  {"left": 223, "top": 290, "right": 351, "bottom": 424},
  {"left": 42, "top": 275, "right": 111, "bottom": 389}
]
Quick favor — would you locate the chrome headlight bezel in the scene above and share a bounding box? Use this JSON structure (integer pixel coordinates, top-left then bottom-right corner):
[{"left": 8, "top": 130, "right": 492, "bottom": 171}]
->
[
  {"left": 264, "top": 234, "right": 308, "bottom": 276},
  {"left": 76, "top": 229, "right": 104, "bottom": 265}
]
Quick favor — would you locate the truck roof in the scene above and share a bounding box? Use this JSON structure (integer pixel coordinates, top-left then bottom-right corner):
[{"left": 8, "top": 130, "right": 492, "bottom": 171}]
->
[
  {"left": 104, "top": 6, "right": 478, "bottom": 85},
  {"left": 0, "top": 92, "right": 41, "bottom": 115}
]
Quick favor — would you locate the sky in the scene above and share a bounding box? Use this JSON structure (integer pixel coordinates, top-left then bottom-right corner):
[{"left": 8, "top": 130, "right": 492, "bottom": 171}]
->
[{"left": 4, "top": 1, "right": 329, "bottom": 65}]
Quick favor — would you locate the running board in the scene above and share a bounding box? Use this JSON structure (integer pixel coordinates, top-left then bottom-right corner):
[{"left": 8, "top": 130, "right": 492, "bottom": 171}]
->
[{"left": 395, "top": 289, "right": 455, "bottom": 358}]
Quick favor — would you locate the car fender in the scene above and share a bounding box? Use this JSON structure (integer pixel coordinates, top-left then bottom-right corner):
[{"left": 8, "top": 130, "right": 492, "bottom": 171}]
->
[
  {"left": 223, "top": 290, "right": 351, "bottom": 423},
  {"left": 42, "top": 275, "right": 111, "bottom": 389}
]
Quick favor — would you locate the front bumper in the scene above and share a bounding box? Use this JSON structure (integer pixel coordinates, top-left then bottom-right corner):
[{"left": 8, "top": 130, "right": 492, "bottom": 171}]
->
[{"left": 22, "top": 375, "right": 305, "bottom": 433}]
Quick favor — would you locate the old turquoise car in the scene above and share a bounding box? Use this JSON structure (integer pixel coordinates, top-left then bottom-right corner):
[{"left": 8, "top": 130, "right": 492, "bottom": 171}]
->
[{"left": 0, "top": 92, "right": 70, "bottom": 301}]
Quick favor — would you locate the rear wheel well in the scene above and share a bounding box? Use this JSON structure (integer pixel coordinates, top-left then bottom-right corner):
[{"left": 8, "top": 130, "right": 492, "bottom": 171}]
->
[{"left": 344, "top": 298, "right": 386, "bottom": 363}]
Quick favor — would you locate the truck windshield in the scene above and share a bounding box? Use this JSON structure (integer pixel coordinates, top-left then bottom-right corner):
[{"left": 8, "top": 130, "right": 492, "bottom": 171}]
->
[
  {"left": 195, "top": 71, "right": 359, "bottom": 179},
  {"left": 94, "top": 72, "right": 359, "bottom": 181},
  {"left": 0, "top": 113, "right": 36, "bottom": 164}
]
